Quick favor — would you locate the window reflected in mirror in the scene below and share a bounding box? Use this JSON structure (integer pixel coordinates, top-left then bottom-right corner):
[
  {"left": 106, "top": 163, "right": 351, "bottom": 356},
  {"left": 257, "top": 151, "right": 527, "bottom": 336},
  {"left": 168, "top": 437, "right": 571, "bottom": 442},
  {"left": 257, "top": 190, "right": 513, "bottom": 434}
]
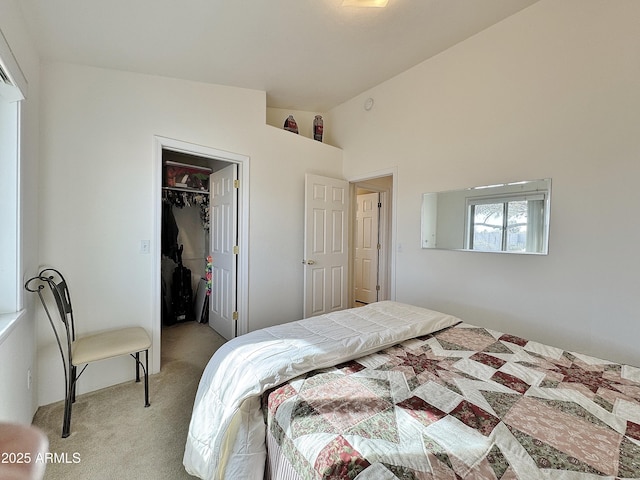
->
[{"left": 421, "top": 179, "right": 551, "bottom": 254}]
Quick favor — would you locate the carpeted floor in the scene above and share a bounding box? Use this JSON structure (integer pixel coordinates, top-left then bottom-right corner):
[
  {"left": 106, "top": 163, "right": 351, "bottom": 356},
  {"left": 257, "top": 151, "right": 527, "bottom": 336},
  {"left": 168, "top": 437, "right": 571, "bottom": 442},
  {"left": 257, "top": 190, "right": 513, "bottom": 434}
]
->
[{"left": 32, "top": 321, "right": 226, "bottom": 480}]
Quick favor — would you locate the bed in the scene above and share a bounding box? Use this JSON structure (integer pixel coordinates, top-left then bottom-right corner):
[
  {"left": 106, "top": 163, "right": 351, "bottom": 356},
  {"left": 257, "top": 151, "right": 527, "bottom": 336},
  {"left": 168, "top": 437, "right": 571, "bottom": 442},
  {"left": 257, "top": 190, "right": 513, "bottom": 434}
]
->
[{"left": 183, "top": 301, "right": 640, "bottom": 479}]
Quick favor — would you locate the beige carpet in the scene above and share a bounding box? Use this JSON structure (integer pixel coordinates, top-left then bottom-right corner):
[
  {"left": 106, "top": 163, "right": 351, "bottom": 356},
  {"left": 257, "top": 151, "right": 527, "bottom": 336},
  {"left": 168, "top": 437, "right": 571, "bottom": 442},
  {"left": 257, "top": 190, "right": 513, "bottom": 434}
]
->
[{"left": 32, "top": 321, "right": 226, "bottom": 480}]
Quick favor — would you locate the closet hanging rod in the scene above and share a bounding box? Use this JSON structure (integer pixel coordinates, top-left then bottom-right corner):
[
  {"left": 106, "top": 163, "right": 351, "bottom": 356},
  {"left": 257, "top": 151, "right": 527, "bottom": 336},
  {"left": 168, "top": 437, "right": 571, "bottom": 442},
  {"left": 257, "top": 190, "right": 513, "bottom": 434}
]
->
[
  {"left": 162, "top": 186, "right": 210, "bottom": 195},
  {"left": 164, "top": 160, "right": 213, "bottom": 173}
]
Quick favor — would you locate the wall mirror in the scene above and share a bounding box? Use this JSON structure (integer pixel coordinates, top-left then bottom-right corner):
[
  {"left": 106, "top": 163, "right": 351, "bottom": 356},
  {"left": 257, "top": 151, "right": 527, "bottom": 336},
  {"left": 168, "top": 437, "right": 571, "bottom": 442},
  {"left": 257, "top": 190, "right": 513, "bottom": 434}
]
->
[{"left": 421, "top": 178, "right": 551, "bottom": 254}]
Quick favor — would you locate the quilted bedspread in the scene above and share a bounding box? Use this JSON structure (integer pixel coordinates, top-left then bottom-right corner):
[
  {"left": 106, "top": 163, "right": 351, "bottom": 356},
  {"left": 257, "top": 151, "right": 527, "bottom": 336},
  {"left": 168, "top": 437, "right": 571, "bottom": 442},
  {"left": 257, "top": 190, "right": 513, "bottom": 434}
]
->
[
  {"left": 184, "top": 301, "right": 461, "bottom": 480},
  {"left": 265, "top": 322, "right": 640, "bottom": 479}
]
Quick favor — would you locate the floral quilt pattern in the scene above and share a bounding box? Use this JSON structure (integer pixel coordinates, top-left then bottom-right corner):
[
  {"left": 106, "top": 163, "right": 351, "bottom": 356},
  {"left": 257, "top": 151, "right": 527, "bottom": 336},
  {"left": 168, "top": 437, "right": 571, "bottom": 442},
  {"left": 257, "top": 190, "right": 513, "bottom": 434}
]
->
[{"left": 265, "top": 323, "right": 640, "bottom": 479}]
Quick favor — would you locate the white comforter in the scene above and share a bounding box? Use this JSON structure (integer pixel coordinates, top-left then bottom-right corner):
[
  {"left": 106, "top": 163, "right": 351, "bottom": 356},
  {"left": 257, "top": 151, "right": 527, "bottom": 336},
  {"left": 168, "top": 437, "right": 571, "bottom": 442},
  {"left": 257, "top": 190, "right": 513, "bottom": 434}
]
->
[{"left": 183, "top": 301, "right": 461, "bottom": 480}]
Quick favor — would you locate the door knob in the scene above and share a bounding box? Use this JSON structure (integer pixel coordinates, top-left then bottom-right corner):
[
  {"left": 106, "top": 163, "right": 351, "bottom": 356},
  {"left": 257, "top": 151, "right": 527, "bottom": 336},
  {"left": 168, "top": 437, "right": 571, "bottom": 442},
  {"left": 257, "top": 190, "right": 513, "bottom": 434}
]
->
[{"left": 302, "top": 259, "right": 316, "bottom": 265}]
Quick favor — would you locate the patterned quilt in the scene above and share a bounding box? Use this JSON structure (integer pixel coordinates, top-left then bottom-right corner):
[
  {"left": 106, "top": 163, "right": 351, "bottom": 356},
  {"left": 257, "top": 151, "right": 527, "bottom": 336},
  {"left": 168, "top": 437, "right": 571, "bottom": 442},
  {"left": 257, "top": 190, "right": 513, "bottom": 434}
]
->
[{"left": 265, "top": 323, "right": 640, "bottom": 479}]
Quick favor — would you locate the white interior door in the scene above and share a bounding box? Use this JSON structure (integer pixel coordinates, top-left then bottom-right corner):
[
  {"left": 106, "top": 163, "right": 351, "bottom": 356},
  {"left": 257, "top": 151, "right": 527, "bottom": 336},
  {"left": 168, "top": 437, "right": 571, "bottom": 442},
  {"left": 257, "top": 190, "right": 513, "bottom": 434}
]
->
[
  {"left": 355, "top": 192, "right": 380, "bottom": 304},
  {"left": 303, "top": 174, "right": 349, "bottom": 318},
  {"left": 209, "top": 164, "right": 238, "bottom": 340}
]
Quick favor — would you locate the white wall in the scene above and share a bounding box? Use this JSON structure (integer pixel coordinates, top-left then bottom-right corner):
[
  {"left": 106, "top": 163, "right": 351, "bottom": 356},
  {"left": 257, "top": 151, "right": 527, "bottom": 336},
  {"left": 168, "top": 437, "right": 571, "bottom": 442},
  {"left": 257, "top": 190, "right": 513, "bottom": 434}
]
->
[
  {"left": 329, "top": 0, "right": 640, "bottom": 366},
  {"left": 37, "top": 63, "right": 343, "bottom": 405},
  {"left": 0, "top": 1, "right": 40, "bottom": 423}
]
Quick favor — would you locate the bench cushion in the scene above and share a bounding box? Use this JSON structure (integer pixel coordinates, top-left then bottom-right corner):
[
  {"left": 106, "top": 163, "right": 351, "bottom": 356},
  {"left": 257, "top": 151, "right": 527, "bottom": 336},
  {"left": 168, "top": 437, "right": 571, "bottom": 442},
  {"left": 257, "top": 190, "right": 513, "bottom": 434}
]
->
[{"left": 72, "top": 327, "right": 151, "bottom": 365}]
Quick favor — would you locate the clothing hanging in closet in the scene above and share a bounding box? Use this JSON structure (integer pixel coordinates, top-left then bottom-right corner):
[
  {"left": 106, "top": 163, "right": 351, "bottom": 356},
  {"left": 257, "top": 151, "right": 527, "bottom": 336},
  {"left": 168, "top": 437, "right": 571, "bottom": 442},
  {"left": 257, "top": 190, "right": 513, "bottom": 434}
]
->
[{"left": 163, "top": 189, "right": 210, "bottom": 231}]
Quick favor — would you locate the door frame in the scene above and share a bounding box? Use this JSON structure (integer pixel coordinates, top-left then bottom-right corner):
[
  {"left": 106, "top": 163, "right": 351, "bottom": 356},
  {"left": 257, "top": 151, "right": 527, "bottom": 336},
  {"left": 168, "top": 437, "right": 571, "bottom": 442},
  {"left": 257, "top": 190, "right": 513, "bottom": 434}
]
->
[
  {"left": 347, "top": 167, "right": 397, "bottom": 306},
  {"left": 152, "top": 136, "right": 250, "bottom": 372}
]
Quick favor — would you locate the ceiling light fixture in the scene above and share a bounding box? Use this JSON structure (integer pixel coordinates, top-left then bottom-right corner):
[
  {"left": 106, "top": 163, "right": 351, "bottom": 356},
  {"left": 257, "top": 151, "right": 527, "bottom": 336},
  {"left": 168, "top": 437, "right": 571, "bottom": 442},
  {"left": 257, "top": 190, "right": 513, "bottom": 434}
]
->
[{"left": 341, "top": 0, "right": 389, "bottom": 7}]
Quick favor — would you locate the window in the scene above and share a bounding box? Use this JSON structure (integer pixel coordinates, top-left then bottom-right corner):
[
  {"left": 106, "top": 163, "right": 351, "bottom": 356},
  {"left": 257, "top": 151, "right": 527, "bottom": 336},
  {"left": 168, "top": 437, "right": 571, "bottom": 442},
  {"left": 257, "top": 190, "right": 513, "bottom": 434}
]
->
[
  {"left": 0, "top": 29, "right": 26, "bottom": 315},
  {"left": 467, "top": 193, "right": 547, "bottom": 254},
  {"left": 0, "top": 95, "right": 19, "bottom": 313}
]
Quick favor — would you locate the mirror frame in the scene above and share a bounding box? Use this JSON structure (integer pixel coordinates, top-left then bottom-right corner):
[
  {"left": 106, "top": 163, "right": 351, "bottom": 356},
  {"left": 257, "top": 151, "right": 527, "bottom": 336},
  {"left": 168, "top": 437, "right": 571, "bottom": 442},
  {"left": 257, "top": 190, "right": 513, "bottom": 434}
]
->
[{"left": 421, "top": 178, "right": 551, "bottom": 255}]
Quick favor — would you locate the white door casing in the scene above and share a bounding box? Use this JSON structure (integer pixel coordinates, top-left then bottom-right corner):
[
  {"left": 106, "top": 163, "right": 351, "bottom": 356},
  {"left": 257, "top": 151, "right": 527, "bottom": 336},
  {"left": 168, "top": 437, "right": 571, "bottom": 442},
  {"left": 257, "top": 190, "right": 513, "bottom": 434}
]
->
[
  {"left": 209, "top": 163, "right": 238, "bottom": 340},
  {"left": 303, "top": 174, "right": 349, "bottom": 318},
  {"left": 355, "top": 192, "right": 380, "bottom": 304},
  {"left": 153, "top": 136, "right": 249, "bottom": 373},
  {"left": 347, "top": 169, "right": 397, "bottom": 306}
]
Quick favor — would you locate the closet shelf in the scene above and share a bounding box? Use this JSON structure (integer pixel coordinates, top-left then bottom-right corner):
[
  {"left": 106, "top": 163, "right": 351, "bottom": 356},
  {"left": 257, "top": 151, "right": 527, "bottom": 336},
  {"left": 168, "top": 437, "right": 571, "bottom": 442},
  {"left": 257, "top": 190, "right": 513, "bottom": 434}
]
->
[
  {"left": 162, "top": 186, "right": 209, "bottom": 195},
  {"left": 165, "top": 160, "right": 213, "bottom": 173}
]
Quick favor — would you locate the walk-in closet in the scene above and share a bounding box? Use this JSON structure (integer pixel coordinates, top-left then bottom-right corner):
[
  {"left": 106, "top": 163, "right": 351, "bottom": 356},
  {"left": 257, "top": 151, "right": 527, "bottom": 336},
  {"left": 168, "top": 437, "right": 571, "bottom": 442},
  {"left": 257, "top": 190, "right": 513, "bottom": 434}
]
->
[{"left": 161, "top": 150, "right": 216, "bottom": 327}]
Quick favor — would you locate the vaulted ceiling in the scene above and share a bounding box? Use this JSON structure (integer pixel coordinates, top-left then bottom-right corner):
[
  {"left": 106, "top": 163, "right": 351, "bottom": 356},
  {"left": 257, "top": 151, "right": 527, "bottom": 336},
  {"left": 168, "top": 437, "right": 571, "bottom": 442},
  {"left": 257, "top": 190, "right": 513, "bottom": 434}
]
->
[{"left": 19, "top": 0, "right": 538, "bottom": 111}]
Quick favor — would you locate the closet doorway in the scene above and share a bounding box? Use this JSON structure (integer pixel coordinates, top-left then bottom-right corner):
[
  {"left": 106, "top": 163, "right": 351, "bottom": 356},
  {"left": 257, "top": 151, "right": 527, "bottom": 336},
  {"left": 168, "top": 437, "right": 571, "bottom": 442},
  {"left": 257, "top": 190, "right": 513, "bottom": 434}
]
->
[
  {"left": 351, "top": 173, "right": 394, "bottom": 307},
  {"left": 152, "top": 136, "right": 249, "bottom": 372}
]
